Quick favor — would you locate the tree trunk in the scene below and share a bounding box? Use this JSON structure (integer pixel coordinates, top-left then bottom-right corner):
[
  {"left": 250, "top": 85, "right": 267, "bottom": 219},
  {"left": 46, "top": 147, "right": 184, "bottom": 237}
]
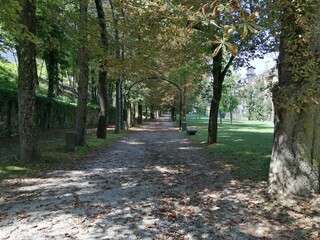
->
[
  {"left": 138, "top": 104, "right": 143, "bottom": 124},
  {"left": 171, "top": 106, "right": 175, "bottom": 121},
  {"left": 145, "top": 106, "right": 148, "bottom": 121},
  {"left": 208, "top": 53, "right": 223, "bottom": 144},
  {"left": 182, "top": 85, "right": 187, "bottom": 122},
  {"left": 75, "top": 0, "right": 89, "bottom": 146},
  {"left": 120, "top": 78, "right": 124, "bottom": 128},
  {"left": 269, "top": 0, "right": 320, "bottom": 196},
  {"left": 132, "top": 104, "right": 136, "bottom": 126},
  {"left": 114, "top": 79, "right": 121, "bottom": 133},
  {"left": 97, "top": 70, "right": 108, "bottom": 138},
  {"left": 95, "top": 0, "right": 108, "bottom": 139},
  {"left": 126, "top": 102, "right": 131, "bottom": 128},
  {"left": 230, "top": 111, "right": 233, "bottom": 124},
  {"left": 270, "top": 107, "right": 320, "bottom": 196},
  {"left": 208, "top": 95, "right": 221, "bottom": 144},
  {"left": 17, "top": 0, "right": 39, "bottom": 162},
  {"left": 179, "top": 89, "right": 182, "bottom": 129},
  {"left": 45, "top": 50, "right": 59, "bottom": 98}
]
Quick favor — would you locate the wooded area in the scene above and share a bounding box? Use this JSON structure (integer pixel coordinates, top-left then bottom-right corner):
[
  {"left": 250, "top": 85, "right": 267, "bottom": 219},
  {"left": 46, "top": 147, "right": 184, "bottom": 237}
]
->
[{"left": 0, "top": 0, "right": 319, "bottom": 198}]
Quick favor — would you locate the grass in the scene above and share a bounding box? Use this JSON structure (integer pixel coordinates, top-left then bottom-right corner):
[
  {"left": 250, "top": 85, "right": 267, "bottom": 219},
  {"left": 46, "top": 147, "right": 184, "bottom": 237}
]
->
[
  {"left": 0, "top": 129, "right": 127, "bottom": 179},
  {"left": 186, "top": 114, "right": 274, "bottom": 181},
  {"left": 0, "top": 61, "right": 18, "bottom": 90}
]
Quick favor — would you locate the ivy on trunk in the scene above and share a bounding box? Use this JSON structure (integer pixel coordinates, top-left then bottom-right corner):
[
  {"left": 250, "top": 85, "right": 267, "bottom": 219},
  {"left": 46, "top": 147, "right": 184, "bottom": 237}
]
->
[
  {"left": 17, "top": 0, "right": 39, "bottom": 162},
  {"left": 269, "top": 0, "right": 320, "bottom": 196}
]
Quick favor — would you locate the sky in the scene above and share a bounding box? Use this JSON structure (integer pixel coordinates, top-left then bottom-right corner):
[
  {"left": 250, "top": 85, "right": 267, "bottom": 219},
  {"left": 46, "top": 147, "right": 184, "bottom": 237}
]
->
[
  {"left": 0, "top": 50, "right": 16, "bottom": 63},
  {"left": 237, "top": 52, "right": 278, "bottom": 78},
  {"left": 1, "top": 49, "right": 278, "bottom": 79}
]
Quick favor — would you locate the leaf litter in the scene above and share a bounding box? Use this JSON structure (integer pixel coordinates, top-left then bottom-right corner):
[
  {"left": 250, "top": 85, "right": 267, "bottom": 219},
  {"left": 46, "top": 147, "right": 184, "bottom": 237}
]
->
[{"left": 0, "top": 116, "right": 319, "bottom": 239}]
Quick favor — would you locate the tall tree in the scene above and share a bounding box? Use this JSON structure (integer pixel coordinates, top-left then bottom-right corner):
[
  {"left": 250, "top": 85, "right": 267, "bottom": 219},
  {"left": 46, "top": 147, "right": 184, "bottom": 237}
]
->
[
  {"left": 17, "top": 0, "right": 39, "bottom": 161},
  {"left": 197, "top": 1, "right": 263, "bottom": 144},
  {"left": 269, "top": 0, "right": 320, "bottom": 196},
  {"left": 220, "top": 76, "right": 239, "bottom": 124},
  {"left": 75, "top": 0, "right": 89, "bottom": 146},
  {"left": 109, "top": 0, "right": 124, "bottom": 134},
  {"left": 95, "top": 0, "right": 109, "bottom": 139}
]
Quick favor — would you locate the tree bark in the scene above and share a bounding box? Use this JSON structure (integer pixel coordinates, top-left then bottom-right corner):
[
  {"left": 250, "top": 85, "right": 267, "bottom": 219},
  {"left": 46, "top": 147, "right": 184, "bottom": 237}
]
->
[
  {"left": 132, "top": 104, "right": 136, "bottom": 126},
  {"left": 207, "top": 52, "right": 223, "bottom": 144},
  {"left": 269, "top": 0, "right": 320, "bottom": 196},
  {"left": 138, "top": 104, "right": 143, "bottom": 124},
  {"left": 114, "top": 78, "right": 121, "bottom": 133},
  {"left": 171, "top": 106, "right": 175, "bottom": 121},
  {"left": 45, "top": 50, "right": 59, "bottom": 98},
  {"left": 17, "top": 0, "right": 39, "bottom": 162},
  {"left": 75, "top": 0, "right": 89, "bottom": 146},
  {"left": 95, "top": 0, "right": 108, "bottom": 139},
  {"left": 182, "top": 85, "right": 187, "bottom": 122}
]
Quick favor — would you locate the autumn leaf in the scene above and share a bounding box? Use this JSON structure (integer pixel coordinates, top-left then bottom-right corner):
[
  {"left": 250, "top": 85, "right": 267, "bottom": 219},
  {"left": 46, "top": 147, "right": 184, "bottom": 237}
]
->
[
  {"left": 225, "top": 42, "right": 238, "bottom": 56},
  {"left": 212, "top": 44, "right": 222, "bottom": 57}
]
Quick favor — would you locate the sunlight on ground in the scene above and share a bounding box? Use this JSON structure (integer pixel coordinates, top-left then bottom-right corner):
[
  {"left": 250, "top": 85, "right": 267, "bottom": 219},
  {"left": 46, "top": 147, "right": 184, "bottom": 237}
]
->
[
  {"left": 178, "top": 146, "right": 202, "bottom": 150},
  {"left": 122, "top": 140, "right": 145, "bottom": 145}
]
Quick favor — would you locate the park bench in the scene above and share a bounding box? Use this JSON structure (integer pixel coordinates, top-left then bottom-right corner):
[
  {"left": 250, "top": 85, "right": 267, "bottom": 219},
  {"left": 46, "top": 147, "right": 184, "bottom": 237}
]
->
[{"left": 186, "top": 127, "right": 197, "bottom": 135}]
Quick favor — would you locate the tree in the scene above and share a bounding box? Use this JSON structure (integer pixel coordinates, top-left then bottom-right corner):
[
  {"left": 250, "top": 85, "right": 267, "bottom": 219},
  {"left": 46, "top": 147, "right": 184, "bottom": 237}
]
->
[
  {"left": 75, "top": 0, "right": 89, "bottom": 146},
  {"left": 95, "top": 0, "right": 109, "bottom": 139},
  {"left": 205, "top": 1, "right": 265, "bottom": 143},
  {"left": 245, "top": 75, "right": 272, "bottom": 121},
  {"left": 269, "top": 0, "right": 320, "bottom": 196},
  {"left": 220, "top": 87, "right": 239, "bottom": 124},
  {"left": 16, "top": 0, "right": 39, "bottom": 162}
]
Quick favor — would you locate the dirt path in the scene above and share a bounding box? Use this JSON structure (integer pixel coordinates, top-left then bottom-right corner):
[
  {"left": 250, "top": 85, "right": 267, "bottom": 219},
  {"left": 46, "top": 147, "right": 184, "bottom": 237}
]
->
[{"left": 0, "top": 116, "right": 319, "bottom": 240}]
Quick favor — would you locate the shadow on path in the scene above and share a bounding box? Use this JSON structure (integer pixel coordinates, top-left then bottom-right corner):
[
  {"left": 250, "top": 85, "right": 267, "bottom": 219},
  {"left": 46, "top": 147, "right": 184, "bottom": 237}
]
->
[{"left": 1, "top": 115, "right": 319, "bottom": 239}]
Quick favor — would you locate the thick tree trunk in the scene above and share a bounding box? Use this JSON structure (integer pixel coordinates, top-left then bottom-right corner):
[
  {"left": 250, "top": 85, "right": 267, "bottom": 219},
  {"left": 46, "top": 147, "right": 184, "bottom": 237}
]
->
[
  {"left": 269, "top": 107, "right": 320, "bottom": 196},
  {"left": 269, "top": 0, "right": 320, "bottom": 196},
  {"left": 17, "top": 0, "right": 39, "bottom": 162},
  {"left": 75, "top": 0, "right": 89, "bottom": 146},
  {"left": 95, "top": 0, "right": 108, "bottom": 139}
]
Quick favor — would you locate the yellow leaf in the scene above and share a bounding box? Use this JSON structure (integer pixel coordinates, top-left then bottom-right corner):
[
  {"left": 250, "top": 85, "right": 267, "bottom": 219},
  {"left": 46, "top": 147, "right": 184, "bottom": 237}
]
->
[
  {"left": 225, "top": 42, "right": 238, "bottom": 56},
  {"left": 212, "top": 44, "right": 222, "bottom": 57}
]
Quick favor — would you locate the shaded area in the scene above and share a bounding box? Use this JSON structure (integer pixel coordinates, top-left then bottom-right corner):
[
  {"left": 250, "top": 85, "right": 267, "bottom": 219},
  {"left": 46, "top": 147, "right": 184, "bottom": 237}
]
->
[{"left": 1, "top": 116, "right": 319, "bottom": 239}]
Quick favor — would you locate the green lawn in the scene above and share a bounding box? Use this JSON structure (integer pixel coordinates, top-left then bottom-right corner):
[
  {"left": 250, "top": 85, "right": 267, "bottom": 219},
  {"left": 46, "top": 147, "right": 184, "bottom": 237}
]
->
[{"left": 185, "top": 115, "right": 274, "bottom": 181}]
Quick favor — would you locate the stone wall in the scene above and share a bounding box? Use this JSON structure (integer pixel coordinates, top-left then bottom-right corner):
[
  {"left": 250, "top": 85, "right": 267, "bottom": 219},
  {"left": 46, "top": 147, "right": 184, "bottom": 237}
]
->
[{"left": 0, "top": 89, "right": 99, "bottom": 137}]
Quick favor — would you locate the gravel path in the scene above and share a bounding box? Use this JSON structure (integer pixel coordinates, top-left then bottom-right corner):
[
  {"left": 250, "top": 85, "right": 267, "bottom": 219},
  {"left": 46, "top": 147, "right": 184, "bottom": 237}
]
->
[{"left": 1, "top": 116, "right": 319, "bottom": 240}]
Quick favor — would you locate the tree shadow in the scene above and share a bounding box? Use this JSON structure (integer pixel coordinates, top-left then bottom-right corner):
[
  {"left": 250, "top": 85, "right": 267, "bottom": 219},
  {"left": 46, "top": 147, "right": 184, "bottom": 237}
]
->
[{"left": 1, "top": 117, "right": 318, "bottom": 239}]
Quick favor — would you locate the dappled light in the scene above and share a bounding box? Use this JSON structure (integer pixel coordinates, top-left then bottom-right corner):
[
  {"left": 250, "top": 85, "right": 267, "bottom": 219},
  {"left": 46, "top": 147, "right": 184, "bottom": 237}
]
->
[{"left": 1, "top": 116, "right": 319, "bottom": 239}]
